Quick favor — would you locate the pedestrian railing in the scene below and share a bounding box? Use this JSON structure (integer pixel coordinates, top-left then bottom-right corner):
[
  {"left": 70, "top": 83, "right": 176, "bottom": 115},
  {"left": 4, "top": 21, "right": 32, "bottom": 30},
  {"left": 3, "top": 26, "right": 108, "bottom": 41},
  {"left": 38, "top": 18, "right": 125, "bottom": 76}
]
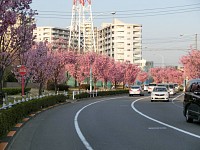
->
[{"left": 0, "top": 90, "right": 68, "bottom": 110}]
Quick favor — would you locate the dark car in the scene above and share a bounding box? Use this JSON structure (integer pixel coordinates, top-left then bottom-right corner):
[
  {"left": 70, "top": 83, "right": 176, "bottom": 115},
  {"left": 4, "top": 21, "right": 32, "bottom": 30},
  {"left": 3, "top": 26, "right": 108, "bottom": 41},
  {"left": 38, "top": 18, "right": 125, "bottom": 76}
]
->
[{"left": 183, "top": 78, "right": 200, "bottom": 123}]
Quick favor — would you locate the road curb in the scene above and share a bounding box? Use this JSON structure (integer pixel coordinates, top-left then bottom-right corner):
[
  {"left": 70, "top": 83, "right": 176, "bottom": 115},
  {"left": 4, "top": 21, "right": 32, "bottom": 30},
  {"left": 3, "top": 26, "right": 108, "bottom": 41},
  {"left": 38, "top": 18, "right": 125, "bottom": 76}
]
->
[{"left": 0, "top": 100, "right": 73, "bottom": 150}]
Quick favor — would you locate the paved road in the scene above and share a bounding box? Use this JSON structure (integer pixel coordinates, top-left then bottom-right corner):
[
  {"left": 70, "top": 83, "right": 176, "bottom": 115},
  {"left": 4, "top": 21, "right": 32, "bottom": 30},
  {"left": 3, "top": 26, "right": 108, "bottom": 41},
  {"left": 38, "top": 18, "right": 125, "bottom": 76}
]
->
[{"left": 7, "top": 93, "right": 200, "bottom": 150}]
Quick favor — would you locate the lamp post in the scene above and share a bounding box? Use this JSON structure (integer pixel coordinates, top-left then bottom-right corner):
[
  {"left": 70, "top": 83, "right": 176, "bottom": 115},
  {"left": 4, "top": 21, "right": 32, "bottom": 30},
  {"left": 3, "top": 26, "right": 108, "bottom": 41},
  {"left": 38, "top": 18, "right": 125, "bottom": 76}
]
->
[
  {"left": 89, "top": 12, "right": 117, "bottom": 93},
  {"left": 111, "top": 12, "right": 116, "bottom": 23}
]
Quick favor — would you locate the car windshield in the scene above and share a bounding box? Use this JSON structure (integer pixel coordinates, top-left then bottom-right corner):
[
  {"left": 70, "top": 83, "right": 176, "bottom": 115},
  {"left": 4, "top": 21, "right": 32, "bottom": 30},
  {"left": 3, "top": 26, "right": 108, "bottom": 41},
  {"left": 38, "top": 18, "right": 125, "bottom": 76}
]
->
[
  {"left": 153, "top": 87, "right": 167, "bottom": 92},
  {"left": 131, "top": 86, "right": 140, "bottom": 89},
  {"left": 174, "top": 84, "right": 178, "bottom": 87},
  {"left": 149, "top": 84, "right": 156, "bottom": 86},
  {"left": 158, "top": 84, "right": 169, "bottom": 89},
  {"left": 169, "top": 84, "right": 174, "bottom": 88}
]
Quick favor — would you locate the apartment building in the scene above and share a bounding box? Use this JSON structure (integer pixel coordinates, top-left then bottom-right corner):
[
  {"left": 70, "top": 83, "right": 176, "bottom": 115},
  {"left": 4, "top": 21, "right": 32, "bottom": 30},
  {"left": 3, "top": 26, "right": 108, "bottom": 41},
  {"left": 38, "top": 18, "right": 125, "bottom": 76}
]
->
[
  {"left": 33, "top": 26, "right": 96, "bottom": 52},
  {"left": 98, "top": 19, "right": 142, "bottom": 66},
  {"left": 81, "top": 22, "right": 98, "bottom": 52},
  {"left": 33, "top": 26, "right": 70, "bottom": 50}
]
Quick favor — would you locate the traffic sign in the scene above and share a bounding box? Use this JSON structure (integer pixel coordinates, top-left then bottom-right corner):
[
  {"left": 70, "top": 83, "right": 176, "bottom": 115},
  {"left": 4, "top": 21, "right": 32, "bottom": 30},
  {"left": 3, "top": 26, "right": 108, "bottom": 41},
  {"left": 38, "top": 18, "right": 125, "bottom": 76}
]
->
[{"left": 19, "top": 65, "right": 27, "bottom": 76}]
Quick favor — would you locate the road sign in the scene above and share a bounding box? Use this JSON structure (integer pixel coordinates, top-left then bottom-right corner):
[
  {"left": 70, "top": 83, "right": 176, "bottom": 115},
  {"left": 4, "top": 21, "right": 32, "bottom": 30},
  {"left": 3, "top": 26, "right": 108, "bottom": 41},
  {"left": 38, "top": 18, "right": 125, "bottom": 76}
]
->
[{"left": 19, "top": 65, "right": 27, "bottom": 76}]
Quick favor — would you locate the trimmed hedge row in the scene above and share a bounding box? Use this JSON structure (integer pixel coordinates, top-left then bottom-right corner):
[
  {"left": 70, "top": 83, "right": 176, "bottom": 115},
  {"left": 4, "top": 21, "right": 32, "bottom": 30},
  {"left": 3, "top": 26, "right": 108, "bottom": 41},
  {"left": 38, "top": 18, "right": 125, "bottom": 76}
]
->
[
  {"left": 2, "top": 88, "right": 31, "bottom": 95},
  {"left": 97, "top": 90, "right": 129, "bottom": 96},
  {"left": 74, "top": 90, "right": 129, "bottom": 100},
  {"left": 0, "top": 94, "right": 67, "bottom": 138}
]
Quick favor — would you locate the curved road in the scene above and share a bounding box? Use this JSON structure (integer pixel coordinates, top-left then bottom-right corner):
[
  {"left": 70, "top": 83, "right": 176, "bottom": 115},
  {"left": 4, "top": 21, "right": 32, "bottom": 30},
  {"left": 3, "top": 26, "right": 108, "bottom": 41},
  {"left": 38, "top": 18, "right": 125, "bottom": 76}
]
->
[{"left": 7, "top": 93, "right": 200, "bottom": 150}]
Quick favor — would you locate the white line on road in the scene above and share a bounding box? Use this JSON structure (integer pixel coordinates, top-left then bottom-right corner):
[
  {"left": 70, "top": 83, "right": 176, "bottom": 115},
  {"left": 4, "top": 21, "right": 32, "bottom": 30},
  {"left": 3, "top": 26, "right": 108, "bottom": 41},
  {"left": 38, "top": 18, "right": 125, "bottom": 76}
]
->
[
  {"left": 171, "top": 93, "right": 184, "bottom": 108},
  {"left": 74, "top": 96, "right": 127, "bottom": 150},
  {"left": 131, "top": 96, "right": 200, "bottom": 139}
]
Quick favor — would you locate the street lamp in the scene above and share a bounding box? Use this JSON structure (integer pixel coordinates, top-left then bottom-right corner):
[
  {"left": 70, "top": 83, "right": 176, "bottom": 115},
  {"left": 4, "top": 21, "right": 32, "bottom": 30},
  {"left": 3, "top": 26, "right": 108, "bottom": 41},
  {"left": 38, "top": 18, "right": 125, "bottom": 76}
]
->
[{"left": 111, "top": 12, "right": 116, "bottom": 23}]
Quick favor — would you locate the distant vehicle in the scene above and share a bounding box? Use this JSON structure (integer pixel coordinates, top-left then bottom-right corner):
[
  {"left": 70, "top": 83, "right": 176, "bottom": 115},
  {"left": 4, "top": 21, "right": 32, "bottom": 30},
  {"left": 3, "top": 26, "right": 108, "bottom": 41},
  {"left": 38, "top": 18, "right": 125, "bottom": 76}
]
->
[
  {"left": 183, "top": 78, "right": 200, "bottom": 123},
  {"left": 147, "top": 83, "right": 157, "bottom": 93},
  {"left": 151, "top": 86, "right": 169, "bottom": 102},
  {"left": 157, "top": 83, "right": 170, "bottom": 95},
  {"left": 144, "top": 84, "right": 149, "bottom": 91},
  {"left": 174, "top": 83, "right": 180, "bottom": 92},
  {"left": 129, "top": 85, "right": 144, "bottom": 96},
  {"left": 168, "top": 83, "right": 176, "bottom": 95}
]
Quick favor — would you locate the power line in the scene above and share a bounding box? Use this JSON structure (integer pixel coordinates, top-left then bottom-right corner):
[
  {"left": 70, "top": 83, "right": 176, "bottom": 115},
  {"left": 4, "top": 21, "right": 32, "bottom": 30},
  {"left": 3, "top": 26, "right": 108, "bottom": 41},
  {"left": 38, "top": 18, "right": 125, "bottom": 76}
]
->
[
  {"left": 34, "top": 3, "right": 200, "bottom": 19},
  {"left": 36, "top": 2, "right": 200, "bottom": 14}
]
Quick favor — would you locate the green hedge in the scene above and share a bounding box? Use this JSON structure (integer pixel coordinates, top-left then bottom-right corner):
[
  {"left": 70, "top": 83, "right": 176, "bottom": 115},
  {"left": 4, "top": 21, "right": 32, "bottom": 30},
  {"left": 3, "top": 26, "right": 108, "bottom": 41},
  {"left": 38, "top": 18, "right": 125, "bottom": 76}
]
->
[
  {"left": 79, "top": 84, "right": 94, "bottom": 90},
  {"left": 47, "top": 82, "right": 69, "bottom": 91},
  {"left": 74, "top": 92, "right": 90, "bottom": 99},
  {"left": 2, "top": 88, "right": 31, "bottom": 95},
  {"left": 0, "top": 94, "right": 67, "bottom": 138},
  {"left": 75, "top": 90, "right": 129, "bottom": 100}
]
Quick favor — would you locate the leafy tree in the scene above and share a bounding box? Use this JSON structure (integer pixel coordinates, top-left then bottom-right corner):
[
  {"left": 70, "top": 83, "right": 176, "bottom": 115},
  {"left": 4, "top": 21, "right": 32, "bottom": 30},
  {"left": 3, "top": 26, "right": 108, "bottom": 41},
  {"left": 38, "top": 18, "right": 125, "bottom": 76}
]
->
[
  {"left": 0, "top": 0, "right": 36, "bottom": 100},
  {"left": 124, "top": 62, "right": 140, "bottom": 86},
  {"left": 137, "top": 71, "right": 148, "bottom": 84},
  {"left": 180, "top": 49, "right": 200, "bottom": 79}
]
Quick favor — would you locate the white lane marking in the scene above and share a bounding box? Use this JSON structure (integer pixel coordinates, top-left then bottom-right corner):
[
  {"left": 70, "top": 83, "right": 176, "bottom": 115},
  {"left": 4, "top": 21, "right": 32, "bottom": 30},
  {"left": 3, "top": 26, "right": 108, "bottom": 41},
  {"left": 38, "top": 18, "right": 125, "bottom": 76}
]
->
[
  {"left": 148, "top": 127, "right": 167, "bottom": 130},
  {"left": 74, "top": 96, "right": 127, "bottom": 150},
  {"left": 171, "top": 93, "right": 184, "bottom": 108},
  {"left": 131, "top": 97, "right": 200, "bottom": 139}
]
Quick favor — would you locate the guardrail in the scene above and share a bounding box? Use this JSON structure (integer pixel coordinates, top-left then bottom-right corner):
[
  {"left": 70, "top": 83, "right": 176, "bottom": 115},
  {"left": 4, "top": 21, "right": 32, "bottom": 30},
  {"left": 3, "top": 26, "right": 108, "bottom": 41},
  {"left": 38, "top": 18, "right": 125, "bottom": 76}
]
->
[
  {"left": 72, "top": 90, "right": 98, "bottom": 100},
  {"left": 0, "top": 90, "right": 68, "bottom": 110}
]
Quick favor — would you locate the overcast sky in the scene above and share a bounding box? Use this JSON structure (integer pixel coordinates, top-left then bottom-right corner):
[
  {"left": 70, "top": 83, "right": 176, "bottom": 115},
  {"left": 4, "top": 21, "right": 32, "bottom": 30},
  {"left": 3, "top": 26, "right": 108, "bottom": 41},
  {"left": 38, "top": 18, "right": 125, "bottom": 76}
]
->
[{"left": 31, "top": 0, "right": 200, "bottom": 67}]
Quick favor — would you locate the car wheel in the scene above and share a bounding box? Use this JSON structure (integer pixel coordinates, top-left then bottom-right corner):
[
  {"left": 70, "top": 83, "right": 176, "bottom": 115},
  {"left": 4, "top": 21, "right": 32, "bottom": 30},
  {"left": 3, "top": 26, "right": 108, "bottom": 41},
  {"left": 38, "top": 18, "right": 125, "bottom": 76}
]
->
[
  {"left": 151, "top": 100, "right": 153, "bottom": 102},
  {"left": 186, "top": 109, "right": 193, "bottom": 123}
]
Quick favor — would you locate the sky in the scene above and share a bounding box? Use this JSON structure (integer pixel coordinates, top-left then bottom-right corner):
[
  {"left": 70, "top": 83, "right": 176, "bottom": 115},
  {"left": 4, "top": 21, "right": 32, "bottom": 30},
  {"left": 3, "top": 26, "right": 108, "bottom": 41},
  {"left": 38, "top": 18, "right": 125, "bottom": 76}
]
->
[{"left": 31, "top": 0, "right": 200, "bottom": 67}]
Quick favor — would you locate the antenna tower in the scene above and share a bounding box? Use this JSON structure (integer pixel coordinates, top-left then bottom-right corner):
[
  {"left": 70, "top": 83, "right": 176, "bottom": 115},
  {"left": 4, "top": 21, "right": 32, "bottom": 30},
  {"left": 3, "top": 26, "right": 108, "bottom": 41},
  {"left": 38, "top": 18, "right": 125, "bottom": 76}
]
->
[{"left": 68, "top": 0, "right": 96, "bottom": 53}]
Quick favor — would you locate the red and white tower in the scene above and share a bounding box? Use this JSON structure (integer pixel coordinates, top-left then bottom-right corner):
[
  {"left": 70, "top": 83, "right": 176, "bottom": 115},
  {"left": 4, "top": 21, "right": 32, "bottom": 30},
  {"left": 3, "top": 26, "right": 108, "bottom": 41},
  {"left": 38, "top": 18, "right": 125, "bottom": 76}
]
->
[{"left": 68, "top": 0, "right": 96, "bottom": 53}]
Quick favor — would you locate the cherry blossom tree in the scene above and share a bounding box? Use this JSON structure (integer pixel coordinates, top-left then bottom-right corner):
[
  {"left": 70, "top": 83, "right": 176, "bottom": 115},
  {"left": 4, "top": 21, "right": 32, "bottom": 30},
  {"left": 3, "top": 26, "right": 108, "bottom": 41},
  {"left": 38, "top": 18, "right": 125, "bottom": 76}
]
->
[
  {"left": 150, "top": 67, "right": 184, "bottom": 84},
  {"left": 19, "top": 42, "right": 51, "bottom": 95},
  {"left": 150, "top": 67, "right": 163, "bottom": 83},
  {"left": 47, "top": 39, "right": 77, "bottom": 93},
  {"left": 0, "top": 0, "right": 36, "bottom": 100},
  {"left": 180, "top": 49, "right": 200, "bottom": 79},
  {"left": 137, "top": 71, "right": 148, "bottom": 84},
  {"left": 124, "top": 62, "right": 140, "bottom": 86}
]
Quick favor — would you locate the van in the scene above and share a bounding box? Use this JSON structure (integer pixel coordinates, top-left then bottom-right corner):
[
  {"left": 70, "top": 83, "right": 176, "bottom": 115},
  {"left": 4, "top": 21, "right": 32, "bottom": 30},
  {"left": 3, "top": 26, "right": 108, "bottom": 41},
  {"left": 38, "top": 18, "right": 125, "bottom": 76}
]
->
[{"left": 183, "top": 79, "right": 200, "bottom": 123}]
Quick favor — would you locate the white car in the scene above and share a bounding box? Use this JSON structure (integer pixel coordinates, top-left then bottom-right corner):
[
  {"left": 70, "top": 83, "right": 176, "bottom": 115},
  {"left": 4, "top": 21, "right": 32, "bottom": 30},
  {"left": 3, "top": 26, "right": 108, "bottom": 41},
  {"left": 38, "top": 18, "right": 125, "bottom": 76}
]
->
[
  {"left": 168, "top": 83, "right": 176, "bottom": 95},
  {"left": 144, "top": 84, "right": 149, "bottom": 91},
  {"left": 129, "top": 85, "right": 144, "bottom": 96},
  {"left": 147, "top": 83, "right": 157, "bottom": 93},
  {"left": 151, "top": 86, "right": 169, "bottom": 102}
]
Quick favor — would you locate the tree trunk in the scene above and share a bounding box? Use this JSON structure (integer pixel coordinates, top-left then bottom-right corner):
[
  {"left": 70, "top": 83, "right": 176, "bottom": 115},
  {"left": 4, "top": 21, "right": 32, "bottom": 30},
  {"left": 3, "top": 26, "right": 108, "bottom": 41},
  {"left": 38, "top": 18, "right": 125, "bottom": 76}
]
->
[
  {"left": 39, "top": 82, "right": 43, "bottom": 96},
  {"left": 0, "top": 67, "right": 4, "bottom": 103},
  {"left": 54, "top": 78, "right": 58, "bottom": 94}
]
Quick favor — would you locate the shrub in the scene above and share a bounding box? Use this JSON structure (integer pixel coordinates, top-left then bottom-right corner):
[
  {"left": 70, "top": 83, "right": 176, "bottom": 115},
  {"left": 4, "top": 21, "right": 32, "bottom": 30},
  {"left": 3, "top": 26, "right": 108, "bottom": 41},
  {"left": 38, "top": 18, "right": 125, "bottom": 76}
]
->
[
  {"left": 79, "top": 84, "right": 94, "bottom": 90},
  {"left": 57, "top": 84, "right": 69, "bottom": 91},
  {"left": 0, "top": 94, "right": 67, "bottom": 138},
  {"left": 47, "top": 82, "right": 69, "bottom": 91},
  {"left": 2, "top": 88, "right": 31, "bottom": 95}
]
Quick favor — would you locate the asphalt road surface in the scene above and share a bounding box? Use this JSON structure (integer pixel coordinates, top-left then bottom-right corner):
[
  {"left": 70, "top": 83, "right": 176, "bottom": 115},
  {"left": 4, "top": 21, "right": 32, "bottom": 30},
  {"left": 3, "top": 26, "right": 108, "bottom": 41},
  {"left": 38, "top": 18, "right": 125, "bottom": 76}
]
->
[{"left": 7, "top": 93, "right": 200, "bottom": 150}]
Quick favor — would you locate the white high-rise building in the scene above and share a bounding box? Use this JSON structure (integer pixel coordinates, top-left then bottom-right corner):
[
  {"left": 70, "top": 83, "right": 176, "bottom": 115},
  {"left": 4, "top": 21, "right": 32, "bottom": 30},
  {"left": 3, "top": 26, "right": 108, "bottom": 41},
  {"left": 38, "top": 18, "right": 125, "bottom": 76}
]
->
[
  {"left": 33, "top": 26, "right": 70, "bottom": 50},
  {"left": 98, "top": 19, "right": 142, "bottom": 66}
]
